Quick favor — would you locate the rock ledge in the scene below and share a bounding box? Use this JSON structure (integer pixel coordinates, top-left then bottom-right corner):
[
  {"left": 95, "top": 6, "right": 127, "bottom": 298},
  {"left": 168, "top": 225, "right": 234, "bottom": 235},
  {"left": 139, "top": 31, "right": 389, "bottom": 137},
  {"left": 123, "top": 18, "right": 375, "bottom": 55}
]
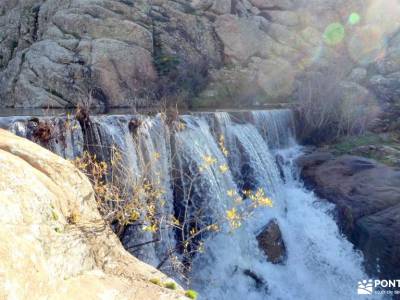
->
[{"left": 0, "top": 129, "right": 183, "bottom": 300}]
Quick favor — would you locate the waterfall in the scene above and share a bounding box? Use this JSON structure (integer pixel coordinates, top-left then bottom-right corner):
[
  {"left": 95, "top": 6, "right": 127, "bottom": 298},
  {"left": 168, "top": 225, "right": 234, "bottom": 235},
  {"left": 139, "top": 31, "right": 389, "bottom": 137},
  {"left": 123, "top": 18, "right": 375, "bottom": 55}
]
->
[
  {"left": 172, "top": 116, "right": 238, "bottom": 221},
  {"left": 125, "top": 115, "right": 176, "bottom": 269},
  {"left": 0, "top": 116, "right": 84, "bottom": 159},
  {"left": 251, "top": 109, "right": 296, "bottom": 149},
  {"left": 0, "top": 110, "right": 372, "bottom": 299},
  {"left": 190, "top": 111, "right": 368, "bottom": 300},
  {"left": 83, "top": 115, "right": 162, "bottom": 265}
]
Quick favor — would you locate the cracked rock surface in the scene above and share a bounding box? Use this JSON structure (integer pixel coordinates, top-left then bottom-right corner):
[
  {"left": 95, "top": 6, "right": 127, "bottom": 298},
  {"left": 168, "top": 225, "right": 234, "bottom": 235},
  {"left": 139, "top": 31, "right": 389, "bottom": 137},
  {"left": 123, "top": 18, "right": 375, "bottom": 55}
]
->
[
  {"left": 1, "top": 0, "right": 400, "bottom": 114},
  {"left": 0, "top": 128, "right": 184, "bottom": 299}
]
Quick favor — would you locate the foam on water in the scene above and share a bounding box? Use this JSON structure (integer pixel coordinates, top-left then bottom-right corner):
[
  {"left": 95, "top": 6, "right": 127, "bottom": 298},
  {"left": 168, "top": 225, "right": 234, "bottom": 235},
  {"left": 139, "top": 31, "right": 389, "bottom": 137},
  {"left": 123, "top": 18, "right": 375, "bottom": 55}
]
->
[
  {"left": 190, "top": 111, "right": 371, "bottom": 300},
  {"left": 0, "top": 110, "right": 374, "bottom": 299}
]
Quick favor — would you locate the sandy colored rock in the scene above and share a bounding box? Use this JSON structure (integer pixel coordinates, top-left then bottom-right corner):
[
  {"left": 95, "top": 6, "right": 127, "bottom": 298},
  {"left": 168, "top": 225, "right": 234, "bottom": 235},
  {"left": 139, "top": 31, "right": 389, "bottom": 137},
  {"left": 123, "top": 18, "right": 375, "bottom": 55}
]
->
[
  {"left": 0, "top": 129, "right": 184, "bottom": 300},
  {"left": 254, "top": 58, "right": 295, "bottom": 99},
  {"left": 1, "top": 0, "right": 400, "bottom": 120},
  {"left": 0, "top": 0, "right": 156, "bottom": 108},
  {"left": 215, "top": 14, "right": 273, "bottom": 64}
]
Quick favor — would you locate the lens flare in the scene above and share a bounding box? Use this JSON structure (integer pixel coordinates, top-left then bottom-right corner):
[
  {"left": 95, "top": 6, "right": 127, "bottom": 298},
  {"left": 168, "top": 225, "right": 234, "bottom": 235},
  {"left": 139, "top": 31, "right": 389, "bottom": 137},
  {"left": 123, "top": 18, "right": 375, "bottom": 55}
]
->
[
  {"left": 366, "top": 0, "right": 400, "bottom": 36},
  {"left": 348, "top": 25, "right": 386, "bottom": 65},
  {"left": 323, "top": 23, "right": 345, "bottom": 45},
  {"left": 348, "top": 13, "right": 361, "bottom": 25}
]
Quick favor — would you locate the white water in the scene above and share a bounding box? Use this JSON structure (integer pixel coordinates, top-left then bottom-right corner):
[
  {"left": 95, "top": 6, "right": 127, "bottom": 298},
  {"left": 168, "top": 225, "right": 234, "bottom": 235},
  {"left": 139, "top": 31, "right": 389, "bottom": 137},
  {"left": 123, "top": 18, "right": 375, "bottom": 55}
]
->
[
  {"left": 0, "top": 110, "right": 374, "bottom": 299},
  {"left": 190, "top": 111, "right": 370, "bottom": 300},
  {"left": 172, "top": 116, "right": 238, "bottom": 222}
]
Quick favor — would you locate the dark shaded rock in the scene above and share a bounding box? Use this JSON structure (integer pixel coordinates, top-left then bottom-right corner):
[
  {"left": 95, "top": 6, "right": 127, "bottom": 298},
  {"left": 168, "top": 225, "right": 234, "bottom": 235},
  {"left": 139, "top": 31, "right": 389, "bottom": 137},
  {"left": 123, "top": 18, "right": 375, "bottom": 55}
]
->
[
  {"left": 295, "top": 150, "right": 334, "bottom": 189},
  {"left": 243, "top": 269, "right": 268, "bottom": 291},
  {"left": 256, "top": 219, "right": 286, "bottom": 264},
  {"left": 275, "top": 154, "right": 285, "bottom": 182},
  {"left": 355, "top": 204, "right": 400, "bottom": 278},
  {"left": 295, "top": 150, "right": 334, "bottom": 169},
  {"left": 369, "top": 74, "right": 400, "bottom": 105},
  {"left": 300, "top": 154, "right": 400, "bottom": 223},
  {"left": 233, "top": 266, "right": 268, "bottom": 292},
  {"left": 298, "top": 152, "right": 400, "bottom": 278},
  {"left": 31, "top": 120, "right": 54, "bottom": 145},
  {"left": 128, "top": 118, "right": 142, "bottom": 137}
]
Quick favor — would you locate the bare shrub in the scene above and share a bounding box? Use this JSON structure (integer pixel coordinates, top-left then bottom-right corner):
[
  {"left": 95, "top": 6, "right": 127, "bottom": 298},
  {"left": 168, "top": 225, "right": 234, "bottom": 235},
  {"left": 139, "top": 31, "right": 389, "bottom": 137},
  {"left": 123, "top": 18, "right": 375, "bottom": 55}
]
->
[
  {"left": 71, "top": 147, "right": 165, "bottom": 237},
  {"left": 295, "top": 70, "right": 379, "bottom": 144},
  {"left": 70, "top": 110, "right": 275, "bottom": 282},
  {"left": 28, "top": 118, "right": 55, "bottom": 145},
  {"left": 337, "top": 82, "right": 380, "bottom": 136}
]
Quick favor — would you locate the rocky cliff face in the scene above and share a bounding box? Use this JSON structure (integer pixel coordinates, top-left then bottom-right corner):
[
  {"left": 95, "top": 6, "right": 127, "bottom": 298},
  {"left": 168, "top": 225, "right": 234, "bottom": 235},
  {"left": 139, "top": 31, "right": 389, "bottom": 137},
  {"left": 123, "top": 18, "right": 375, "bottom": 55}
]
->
[
  {"left": 0, "top": 128, "right": 184, "bottom": 299},
  {"left": 0, "top": 0, "right": 223, "bottom": 109},
  {"left": 1, "top": 0, "right": 400, "bottom": 113}
]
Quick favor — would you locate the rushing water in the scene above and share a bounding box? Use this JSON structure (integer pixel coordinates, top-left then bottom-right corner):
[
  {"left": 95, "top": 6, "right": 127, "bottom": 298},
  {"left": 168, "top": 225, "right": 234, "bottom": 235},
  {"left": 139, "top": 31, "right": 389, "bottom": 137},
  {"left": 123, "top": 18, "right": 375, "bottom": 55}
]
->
[{"left": 0, "top": 109, "right": 373, "bottom": 300}]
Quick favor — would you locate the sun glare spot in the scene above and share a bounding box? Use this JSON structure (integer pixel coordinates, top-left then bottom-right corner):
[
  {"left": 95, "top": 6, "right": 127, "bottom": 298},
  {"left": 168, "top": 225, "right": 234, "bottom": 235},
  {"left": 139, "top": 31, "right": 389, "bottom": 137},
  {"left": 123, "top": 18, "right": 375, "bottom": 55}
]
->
[
  {"left": 348, "top": 25, "right": 386, "bottom": 65},
  {"left": 366, "top": 0, "right": 400, "bottom": 36},
  {"left": 323, "top": 23, "right": 345, "bottom": 45},
  {"left": 348, "top": 12, "right": 361, "bottom": 25}
]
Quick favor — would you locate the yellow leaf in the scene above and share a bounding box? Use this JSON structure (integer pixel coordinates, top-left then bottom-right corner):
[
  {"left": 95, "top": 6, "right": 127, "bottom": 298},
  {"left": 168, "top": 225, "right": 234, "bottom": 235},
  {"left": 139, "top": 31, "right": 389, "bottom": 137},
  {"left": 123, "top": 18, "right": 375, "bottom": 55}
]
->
[
  {"left": 153, "top": 152, "right": 161, "bottom": 160},
  {"left": 143, "top": 224, "right": 158, "bottom": 233},
  {"left": 202, "top": 155, "right": 217, "bottom": 166},
  {"left": 227, "top": 189, "right": 236, "bottom": 197},
  {"left": 226, "top": 208, "right": 237, "bottom": 220},
  {"left": 219, "top": 164, "right": 229, "bottom": 173}
]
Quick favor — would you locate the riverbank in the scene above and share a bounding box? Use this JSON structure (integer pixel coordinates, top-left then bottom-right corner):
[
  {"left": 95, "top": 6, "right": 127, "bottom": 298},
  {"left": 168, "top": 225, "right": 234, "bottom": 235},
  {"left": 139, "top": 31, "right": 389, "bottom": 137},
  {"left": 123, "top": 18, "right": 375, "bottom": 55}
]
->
[{"left": 297, "top": 146, "right": 400, "bottom": 279}]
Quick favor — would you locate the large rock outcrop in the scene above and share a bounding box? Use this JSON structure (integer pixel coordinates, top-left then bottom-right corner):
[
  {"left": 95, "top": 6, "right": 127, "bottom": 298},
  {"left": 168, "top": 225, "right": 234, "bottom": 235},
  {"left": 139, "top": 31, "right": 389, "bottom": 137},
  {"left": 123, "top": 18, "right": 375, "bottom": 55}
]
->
[
  {"left": 297, "top": 152, "right": 400, "bottom": 278},
  {"left": 1, "top": 0, "right": 400, "bottom": 115},
  {"left": 0, "top": 0, "right": 157, "bottom": 108},
  {"left": 0, "top": 0, "right": 225, "bottom": 108},
  {"left": 0, "top": 128, "right": 183, "bottom": 299}
]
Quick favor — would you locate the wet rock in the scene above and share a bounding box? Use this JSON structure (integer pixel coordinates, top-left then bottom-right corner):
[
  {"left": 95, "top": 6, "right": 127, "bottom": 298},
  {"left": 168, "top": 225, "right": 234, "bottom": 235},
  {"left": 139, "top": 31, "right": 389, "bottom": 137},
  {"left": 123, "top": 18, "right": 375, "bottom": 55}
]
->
[
  {"left": 233, "top": 266, "right": 268, "bottom": 292},
  {"left": 298, "top": 152, "right": 400, "bottom": 278},
  {"left": 299, "top": 154, "right": 400, "bottom": 223},
  {"left": 257, "top": 219, "right": 287, "bottom": 264},
  {"left": 128, "top": 118, "right": 143, "bottom": 136},
  {"left": 295, "top": 150, "right": 335, "bottom": 190},
  {"left": 275, "top": 154, "right": 285, "bottom": 182},
  {"left": 243, "top": 269, "right": 268, "bottom": 291},
  {"left": 355, "top": 203, "right": 400, "bottom": 278}
]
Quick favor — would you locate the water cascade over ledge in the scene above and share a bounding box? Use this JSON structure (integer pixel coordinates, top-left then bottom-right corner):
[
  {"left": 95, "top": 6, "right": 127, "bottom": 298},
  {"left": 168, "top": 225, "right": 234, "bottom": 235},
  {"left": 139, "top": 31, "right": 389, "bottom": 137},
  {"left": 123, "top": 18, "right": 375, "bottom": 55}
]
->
[{"left": 0, "top": 110, "right": 372, "bottom": 300}]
